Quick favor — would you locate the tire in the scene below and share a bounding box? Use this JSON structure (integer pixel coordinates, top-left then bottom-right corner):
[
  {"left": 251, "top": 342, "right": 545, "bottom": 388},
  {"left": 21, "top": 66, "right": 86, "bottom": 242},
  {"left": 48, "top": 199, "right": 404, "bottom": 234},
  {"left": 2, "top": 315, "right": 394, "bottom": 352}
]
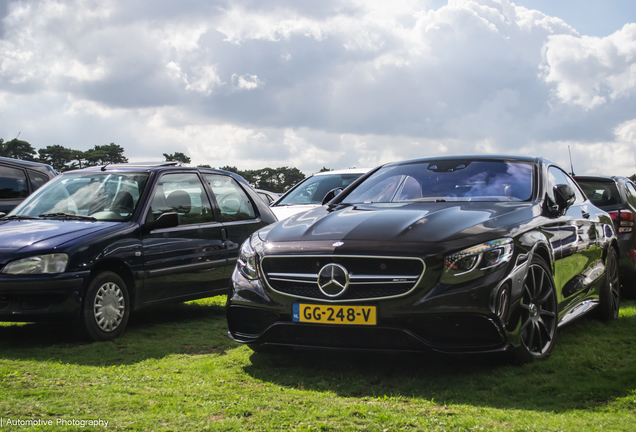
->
[
  {"left": 597, "top": 247, "right": 620, "bottom": 321},
  {"left": 512, "top": 256, "right": 558, "bottom": 364},
  {"left": 81, "top": 271, "right": 130, "bottom": 341}
]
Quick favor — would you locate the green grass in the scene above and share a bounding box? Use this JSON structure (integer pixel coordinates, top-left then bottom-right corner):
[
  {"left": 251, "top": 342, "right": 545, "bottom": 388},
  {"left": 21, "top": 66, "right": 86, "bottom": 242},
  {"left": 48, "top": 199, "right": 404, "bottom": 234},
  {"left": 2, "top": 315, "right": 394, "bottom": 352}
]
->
[{"left": 1, "top": 298, "right": 636, "bottom": 431}]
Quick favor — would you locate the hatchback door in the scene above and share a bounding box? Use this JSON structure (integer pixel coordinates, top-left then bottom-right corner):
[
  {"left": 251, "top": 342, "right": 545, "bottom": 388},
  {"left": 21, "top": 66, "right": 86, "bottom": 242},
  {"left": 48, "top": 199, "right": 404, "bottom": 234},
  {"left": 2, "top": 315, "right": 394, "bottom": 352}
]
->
[
  {"left": 203, "top": 173, "right": 265, "bottom": 275},
  {"left": 141, "top": 172, "right": 228, "bottom": 303}
]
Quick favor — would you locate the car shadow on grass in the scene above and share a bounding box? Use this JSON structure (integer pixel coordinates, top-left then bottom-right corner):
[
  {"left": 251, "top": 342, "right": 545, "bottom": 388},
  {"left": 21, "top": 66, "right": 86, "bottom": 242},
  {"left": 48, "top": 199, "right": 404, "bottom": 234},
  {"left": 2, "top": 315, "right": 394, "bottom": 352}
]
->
[
  {"left": 0, "top": 296, "right": 233, "bottom": 365},
  {"left": 243, "top": 302, "right": 636, "bottom": 413}
]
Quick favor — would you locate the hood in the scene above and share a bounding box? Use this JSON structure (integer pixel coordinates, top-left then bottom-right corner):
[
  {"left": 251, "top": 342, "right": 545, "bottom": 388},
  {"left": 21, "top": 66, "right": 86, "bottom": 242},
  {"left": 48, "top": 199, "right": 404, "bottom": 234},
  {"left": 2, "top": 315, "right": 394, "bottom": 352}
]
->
[
  {"left": 0, "top": 219, "right": 116, "bottom": 258},
  {"left": 261, "top": 201, "right": 538, "bottom": 244},
  {"left": 270, "top": 204, "right": 321, "bottom": 221}
]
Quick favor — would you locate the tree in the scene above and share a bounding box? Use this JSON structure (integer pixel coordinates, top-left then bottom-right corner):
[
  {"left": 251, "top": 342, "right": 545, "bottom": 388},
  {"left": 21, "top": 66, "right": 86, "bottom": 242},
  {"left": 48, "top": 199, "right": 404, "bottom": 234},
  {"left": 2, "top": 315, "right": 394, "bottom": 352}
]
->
[
  {"left": 237, "top": 166, "right": 305, "bottom": 193},
  {"left": 164, "top": 152, "right": 191, "bottom": 164},
  {"left": 38, "top": 145, "right": 83, "bottom": 172},
  {"left": 83, "top": 143, "right": 128, "bottom": 166},
  {"left": 0, "top": 138, "right": 37, "bottom": 161},
  {"left": 319, "top": 167, "right": 333, "bottom": 172},
  {"left": 629, "top": 174, "right": 636, "bottom": 183}
]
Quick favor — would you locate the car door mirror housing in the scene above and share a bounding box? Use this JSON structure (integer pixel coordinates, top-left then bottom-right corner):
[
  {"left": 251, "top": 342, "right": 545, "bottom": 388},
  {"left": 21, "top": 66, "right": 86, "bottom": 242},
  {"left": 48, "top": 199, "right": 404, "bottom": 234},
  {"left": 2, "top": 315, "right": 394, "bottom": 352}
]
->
[
  {"left": 322, "top": 188, "right": 343, "bottom": 205},
  {"left": 144, "top": 212, "right": 179, "bottom": 233},
  {"left": 553, "top": 184, "right": 576, "bottom": 214}
]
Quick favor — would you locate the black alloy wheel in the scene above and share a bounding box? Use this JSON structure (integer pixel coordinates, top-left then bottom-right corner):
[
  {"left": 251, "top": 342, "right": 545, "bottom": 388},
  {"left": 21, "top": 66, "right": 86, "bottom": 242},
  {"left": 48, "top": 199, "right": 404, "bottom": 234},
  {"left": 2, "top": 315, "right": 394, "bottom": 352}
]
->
[
  {"left": 598, "top": 247, "right": 620, "bottom": 321},
  {"left": 513, "top": 256, "right": 558, "bottom": 363},
  {"left": 81, "top": 271, "right": 130, "bottom": 341}
]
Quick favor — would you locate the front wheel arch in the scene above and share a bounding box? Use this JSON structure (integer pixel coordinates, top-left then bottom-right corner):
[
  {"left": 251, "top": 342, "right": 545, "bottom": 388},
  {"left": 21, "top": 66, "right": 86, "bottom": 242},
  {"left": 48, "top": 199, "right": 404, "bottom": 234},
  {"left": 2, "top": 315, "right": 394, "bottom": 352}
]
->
[{"left": 80, "top": 270, "right": 130, "bottom": 341}]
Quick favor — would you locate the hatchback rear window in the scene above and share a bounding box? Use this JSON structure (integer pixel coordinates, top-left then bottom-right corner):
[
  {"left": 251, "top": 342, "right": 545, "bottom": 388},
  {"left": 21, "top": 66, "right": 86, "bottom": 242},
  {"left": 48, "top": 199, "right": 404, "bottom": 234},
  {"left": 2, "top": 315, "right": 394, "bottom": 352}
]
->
[{"left": 576, "top": 180, "right": 621, "bottom": 207}]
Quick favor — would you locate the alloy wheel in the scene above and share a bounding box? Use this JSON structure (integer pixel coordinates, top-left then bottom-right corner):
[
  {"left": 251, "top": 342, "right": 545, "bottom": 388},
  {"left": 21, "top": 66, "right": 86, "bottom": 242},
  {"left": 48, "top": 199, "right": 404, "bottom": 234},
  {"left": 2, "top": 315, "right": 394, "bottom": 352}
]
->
[{"left": 519, "top": 262, "right": 557, "bottom": 357}]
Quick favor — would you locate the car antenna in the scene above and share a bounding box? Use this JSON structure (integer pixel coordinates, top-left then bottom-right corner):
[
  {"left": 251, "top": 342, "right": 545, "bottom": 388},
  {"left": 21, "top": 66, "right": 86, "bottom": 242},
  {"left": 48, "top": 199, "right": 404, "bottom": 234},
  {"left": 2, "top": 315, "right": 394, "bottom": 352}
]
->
[
  {"left": 101, "top": 163, "right": 111, "bottom": 171},
  {"left": 568, "top": 145, "right": 575, "bottom": 176}
]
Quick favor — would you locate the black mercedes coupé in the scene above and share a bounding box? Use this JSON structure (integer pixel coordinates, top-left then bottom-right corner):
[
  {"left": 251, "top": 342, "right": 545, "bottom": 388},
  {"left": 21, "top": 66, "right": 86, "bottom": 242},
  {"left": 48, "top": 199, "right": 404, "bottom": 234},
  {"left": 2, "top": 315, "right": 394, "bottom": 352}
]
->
[{"left": 227, "top": 155, "right": 620, "bottom": 362}]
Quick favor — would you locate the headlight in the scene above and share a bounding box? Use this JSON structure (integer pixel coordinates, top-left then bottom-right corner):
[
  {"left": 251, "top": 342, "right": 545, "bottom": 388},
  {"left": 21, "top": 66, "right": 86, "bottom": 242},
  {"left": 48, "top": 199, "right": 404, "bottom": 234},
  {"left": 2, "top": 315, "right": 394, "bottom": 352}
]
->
[
  {"left": 2, "top": 253, "right": 69, "bottom": 275},
  {"left": 440, "top": 238, "right": 513, "bottom": 284},
  {"left": 237, "top": 236, "right": 262, "bottom": 280}
]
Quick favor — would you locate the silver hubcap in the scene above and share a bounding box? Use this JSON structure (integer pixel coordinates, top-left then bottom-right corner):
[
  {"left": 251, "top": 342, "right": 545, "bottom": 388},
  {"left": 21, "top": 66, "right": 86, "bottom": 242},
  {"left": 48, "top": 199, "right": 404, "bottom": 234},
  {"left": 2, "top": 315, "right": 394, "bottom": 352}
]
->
[
  {"left": 93, "top": 282, "right": 125, "bottom": 332},
  {"left": 520, "top": 264, "right": 557, "bottom": 357}
]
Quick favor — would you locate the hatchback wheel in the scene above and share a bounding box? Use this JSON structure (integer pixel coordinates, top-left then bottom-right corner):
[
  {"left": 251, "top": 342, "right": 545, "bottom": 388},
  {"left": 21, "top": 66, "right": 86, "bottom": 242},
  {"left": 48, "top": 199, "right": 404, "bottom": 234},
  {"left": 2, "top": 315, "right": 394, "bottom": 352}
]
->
[{"left": 82, "top": 271, "right": 130, "bottom": 341}]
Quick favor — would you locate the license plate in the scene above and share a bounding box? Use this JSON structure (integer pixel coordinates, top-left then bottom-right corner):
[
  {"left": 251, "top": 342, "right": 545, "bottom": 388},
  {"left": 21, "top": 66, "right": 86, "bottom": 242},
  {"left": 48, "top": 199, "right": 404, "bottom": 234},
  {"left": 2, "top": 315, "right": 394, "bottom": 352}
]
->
[{"left": 293, "top": 303, "right": 376, "bottom": 325}]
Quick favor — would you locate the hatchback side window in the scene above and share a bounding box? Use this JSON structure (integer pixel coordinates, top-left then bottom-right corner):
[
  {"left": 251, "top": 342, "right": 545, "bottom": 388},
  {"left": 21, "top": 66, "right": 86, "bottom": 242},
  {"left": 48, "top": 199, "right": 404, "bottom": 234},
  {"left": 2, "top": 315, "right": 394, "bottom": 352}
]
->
[
  {"left": 0, "top": 165, "right": 29, "bottom": 199},
  {"left": 625, "top": 182, "right": 636, "bottom": 209},
  {"left": 204, "top": 174, "right": 256, "bottom": 222},
  {"left": 27, "top": 170, "right": 50, "bottom": 191},
  {"left": 151, "top": 173, "right": 215, "bottom": 225}
]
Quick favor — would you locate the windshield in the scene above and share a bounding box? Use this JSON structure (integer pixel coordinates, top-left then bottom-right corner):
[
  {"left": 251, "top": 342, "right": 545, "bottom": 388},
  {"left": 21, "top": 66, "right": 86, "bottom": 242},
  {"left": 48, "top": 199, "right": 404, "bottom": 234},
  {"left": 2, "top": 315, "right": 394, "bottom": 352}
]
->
[
  {"left": 10, "top": 171, "right": 150, "bottom": 221},
  {"left": 277, "top": 173, "right": 365, "bottom": 206},
  {"left": 342, "top": 160, "right": 533, "bottom": 204}
]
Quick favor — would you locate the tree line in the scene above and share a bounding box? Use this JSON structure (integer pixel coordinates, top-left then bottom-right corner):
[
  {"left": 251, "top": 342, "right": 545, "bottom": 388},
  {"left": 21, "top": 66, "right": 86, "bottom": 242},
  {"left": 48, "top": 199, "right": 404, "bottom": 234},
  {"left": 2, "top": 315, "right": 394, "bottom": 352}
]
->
[
  {"left": 0, "top": 138, "right": 128, "bottom": 171},
  {"left": 0, "top": 138, "right": 312, "bottom": 192}
]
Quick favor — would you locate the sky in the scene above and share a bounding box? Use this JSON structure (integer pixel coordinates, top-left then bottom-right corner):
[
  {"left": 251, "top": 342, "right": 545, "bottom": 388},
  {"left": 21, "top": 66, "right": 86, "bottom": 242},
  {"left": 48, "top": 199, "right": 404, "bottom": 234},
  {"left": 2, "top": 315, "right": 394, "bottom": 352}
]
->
[{"left": 1, "top": 0, "right": 635, "bottom": 176}]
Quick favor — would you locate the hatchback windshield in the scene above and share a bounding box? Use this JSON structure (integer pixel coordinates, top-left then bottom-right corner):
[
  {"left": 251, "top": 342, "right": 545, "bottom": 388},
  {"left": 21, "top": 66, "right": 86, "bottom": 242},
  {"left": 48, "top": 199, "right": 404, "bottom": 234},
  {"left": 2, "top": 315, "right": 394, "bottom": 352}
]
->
[
  {"left": 343, "top": 160, "right": 533, "bottom": 203},
  {"left": 11, "top": 172, "right": 149, "bottom": 221},
  {"left": 277, "top": 173, "right": 364, "bottom": 205}
]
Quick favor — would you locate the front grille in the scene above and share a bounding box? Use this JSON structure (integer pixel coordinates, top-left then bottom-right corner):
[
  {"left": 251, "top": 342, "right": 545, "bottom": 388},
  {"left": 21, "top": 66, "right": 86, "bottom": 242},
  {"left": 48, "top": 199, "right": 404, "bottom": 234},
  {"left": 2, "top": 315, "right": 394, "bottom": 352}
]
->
[{"left": 261, "top": 255, "right": 425, "bottom": 301}]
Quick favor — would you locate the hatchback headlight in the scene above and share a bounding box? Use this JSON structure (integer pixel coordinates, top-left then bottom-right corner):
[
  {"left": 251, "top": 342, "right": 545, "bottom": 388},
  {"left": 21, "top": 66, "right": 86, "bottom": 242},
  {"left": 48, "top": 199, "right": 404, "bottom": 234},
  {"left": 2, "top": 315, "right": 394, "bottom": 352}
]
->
[
  {"left": 2, "top": 253, "right": 69, "bottom": 275},
  {"left": 441, "top": 238, "right": 513, "bottom": 284},
  {"left": 237, "top": 236, "right": 262, "bottom": 280}
]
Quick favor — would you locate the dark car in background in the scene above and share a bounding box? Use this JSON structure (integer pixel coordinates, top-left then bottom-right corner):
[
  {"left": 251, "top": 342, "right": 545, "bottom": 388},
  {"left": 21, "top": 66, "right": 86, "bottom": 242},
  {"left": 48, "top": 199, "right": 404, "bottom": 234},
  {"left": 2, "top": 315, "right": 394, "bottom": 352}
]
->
[
  {"left": 228, "top": 155, "right": 619, "bottom": 363},
  {"left": 0, "top": 156, "right": 57, "bottom": 214},
  {"left": 575, "top": 175, "right": 636, "bottom": 294},
  {"left": 0, "top": 162, "right": 276, "bottom": 341}
]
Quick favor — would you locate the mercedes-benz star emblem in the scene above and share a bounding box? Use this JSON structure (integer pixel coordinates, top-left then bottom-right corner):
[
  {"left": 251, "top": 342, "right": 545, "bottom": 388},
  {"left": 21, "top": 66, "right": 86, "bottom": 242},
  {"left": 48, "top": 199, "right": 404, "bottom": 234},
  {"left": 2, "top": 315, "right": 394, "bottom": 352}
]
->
[{"left": 317, "top": 263, "right": 350, "bottom": 298}]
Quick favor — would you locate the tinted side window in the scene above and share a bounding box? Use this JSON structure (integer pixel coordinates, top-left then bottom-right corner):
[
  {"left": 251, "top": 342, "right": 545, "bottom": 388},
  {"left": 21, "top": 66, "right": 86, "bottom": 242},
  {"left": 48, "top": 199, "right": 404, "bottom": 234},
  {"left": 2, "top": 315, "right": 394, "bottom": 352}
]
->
[
  {"left": 204, "top": 174, "right": 256, "bottom": 222},
  {"left": 576, "top": 179, "right": 621, "bottom": 207},
  {"left": 151, "top": 173, "right": 215, "bottom": 225},
  {"left": 28, "top": 170, "right": 50, "bottom": 191},
  {"left": 0, "top": 165, "right": 29, "bottom": 199},
  {"left": 547, "top": 167, "right": 584, "bottom": 204},
  {"left": 625, "top": 182, "right": 636, "bottom": 209}
]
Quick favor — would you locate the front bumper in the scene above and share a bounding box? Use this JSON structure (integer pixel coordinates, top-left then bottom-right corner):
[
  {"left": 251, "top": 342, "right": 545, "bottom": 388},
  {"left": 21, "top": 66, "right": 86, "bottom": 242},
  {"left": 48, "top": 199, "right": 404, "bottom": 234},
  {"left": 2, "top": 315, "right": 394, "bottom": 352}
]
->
[
  {"left": 0, "top": 271, "right": 90, "bottom": 321},
  {"left": 226, "top": 263, "right": 521, "bottom": 354}
]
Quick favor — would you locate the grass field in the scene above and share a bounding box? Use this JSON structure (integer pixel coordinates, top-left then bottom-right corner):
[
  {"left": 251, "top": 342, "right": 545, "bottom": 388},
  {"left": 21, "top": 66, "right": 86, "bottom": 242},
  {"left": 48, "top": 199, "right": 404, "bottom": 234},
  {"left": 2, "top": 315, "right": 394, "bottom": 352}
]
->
[{"left": 1, "top": 297, "right": 636, "bottom": 431}]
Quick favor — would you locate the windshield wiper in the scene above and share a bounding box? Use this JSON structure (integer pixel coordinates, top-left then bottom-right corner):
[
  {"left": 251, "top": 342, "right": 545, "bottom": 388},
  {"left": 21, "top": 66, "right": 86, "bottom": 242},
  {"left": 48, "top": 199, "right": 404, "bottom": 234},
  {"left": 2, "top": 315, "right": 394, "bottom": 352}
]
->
[
  {"left": 39, "top": 213, "right": 97, "bottom": 221},
  {"left": 2, "top": 215, "right": 41, "bottom": 220}
]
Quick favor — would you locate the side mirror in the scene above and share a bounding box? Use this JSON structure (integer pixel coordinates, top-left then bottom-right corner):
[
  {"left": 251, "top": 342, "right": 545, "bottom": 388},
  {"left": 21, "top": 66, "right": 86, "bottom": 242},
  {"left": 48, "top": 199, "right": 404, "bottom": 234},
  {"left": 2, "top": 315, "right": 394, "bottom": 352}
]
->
[
  {"left": 143, "top": 212, "right": 179, "bottom": 233},
  {"left": 322, "top": 188, "right": 343, "bottom": 205},
  {"left": 553, "top": 184, "right": 576, "bottom": 214}
]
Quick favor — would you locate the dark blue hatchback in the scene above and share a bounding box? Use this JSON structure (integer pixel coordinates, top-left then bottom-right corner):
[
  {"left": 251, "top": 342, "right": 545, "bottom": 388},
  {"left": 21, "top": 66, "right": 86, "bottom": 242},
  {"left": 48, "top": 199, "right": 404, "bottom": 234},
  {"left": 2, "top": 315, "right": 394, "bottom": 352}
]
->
[{"left": 0, "top": 163, "right": 276, "bottom": 341}]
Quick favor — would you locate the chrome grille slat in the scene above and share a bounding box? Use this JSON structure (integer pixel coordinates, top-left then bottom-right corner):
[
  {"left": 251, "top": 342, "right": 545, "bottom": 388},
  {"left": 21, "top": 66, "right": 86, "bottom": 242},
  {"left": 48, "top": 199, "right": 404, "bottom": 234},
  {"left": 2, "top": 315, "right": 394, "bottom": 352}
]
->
[{"left": 261, "top": 255, "right": 426, "bottom": 302}]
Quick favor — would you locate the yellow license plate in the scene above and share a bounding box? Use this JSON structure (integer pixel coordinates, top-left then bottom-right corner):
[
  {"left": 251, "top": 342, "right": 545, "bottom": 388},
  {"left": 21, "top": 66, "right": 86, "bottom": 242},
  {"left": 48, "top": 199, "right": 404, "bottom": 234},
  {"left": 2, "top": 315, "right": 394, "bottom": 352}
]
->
[{"left": 293, "top": 303, "right": 376, "bottom": 325}]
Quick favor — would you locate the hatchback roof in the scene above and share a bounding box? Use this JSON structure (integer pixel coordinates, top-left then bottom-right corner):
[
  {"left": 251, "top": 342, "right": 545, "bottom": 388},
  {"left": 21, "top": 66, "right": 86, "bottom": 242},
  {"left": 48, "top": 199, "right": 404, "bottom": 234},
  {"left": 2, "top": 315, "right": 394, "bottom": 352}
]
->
[{"left": 0, "top": 156, "right": 58, "bottom": 175}]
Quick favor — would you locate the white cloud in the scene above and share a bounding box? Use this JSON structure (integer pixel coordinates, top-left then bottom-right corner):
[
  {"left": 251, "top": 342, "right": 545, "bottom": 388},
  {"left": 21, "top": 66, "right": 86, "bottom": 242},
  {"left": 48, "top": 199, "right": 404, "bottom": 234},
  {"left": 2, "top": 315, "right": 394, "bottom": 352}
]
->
[
  {"left": 231, "top": 73, "right": 262, "bottom": 90},
  {"left": 542, "top": 23, "right": 636, "bottom": 109},
  {"left": 0, "top": 0, "right": 635, "bottom": 177}
]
